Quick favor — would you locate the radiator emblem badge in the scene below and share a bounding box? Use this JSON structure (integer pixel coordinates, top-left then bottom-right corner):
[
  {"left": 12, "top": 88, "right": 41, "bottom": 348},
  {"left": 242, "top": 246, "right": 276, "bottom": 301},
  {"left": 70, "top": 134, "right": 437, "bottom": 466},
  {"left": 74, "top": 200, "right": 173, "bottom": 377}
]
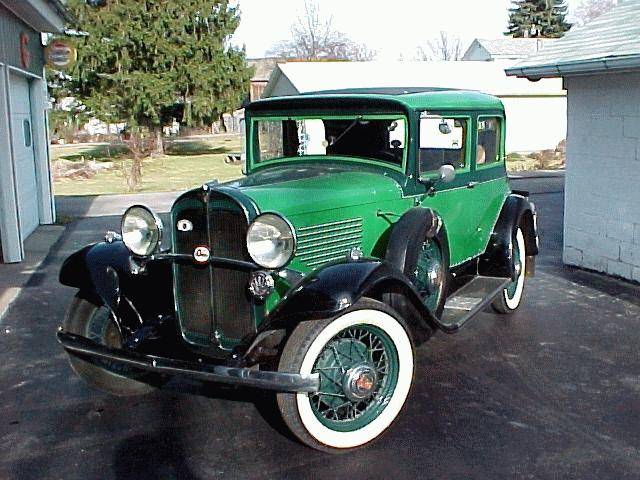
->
[
  {"left": 177, "top": 219, "right": 193, "bottom": 232},
  {"left": 193, "top": 245, "right": 210, "bottom": 264}
]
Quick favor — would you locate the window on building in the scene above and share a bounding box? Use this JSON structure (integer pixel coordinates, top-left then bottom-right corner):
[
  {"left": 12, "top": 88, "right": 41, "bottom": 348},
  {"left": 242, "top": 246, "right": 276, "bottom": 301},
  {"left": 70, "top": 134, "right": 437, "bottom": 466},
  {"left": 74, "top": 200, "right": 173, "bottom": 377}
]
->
[{"left": 23, "top": 119, "right": 32, "bottom": 148}]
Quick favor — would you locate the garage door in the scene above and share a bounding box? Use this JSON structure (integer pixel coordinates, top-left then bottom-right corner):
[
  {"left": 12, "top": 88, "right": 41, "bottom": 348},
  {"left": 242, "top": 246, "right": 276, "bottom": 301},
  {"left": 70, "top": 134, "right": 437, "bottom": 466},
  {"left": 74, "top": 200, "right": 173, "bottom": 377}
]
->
[{"left": 9, "top": 73, "right": 39, "bottom": 239}]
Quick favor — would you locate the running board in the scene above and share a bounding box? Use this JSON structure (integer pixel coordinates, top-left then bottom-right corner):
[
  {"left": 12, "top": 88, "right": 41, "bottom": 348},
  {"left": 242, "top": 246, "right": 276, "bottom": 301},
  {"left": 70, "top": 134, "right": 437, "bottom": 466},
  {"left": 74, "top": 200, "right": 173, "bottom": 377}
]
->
[{"left": 438, "top": 276, "right": 510, "bottom": 333}]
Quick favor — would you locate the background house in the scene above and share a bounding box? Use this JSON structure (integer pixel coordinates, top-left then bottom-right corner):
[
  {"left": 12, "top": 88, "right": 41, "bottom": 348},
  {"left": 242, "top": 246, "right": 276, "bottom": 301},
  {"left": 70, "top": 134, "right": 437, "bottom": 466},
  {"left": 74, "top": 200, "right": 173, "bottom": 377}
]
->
[
  {"left": 506, "top": 0, "right": 640, "bottom": 283},
  {"left": 248, "top": 58, "right": 280, "bottom": 102},
  {"left": 264, "top": 60, "right": 566, "bottom": 153},
  {"left": 0, "top": 0, "right": 70, "bottom": 263},
  {"left": 462, "top": 38, "right": 556, "bottom": 62}
]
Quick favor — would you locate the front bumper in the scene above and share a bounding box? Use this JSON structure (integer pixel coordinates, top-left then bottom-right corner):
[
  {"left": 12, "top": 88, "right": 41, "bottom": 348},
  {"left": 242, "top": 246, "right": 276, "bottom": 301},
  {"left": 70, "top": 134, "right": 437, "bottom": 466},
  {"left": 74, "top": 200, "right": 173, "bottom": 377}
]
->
[{"left": 57, "top": 330, "right": 319, "bottom": 393}]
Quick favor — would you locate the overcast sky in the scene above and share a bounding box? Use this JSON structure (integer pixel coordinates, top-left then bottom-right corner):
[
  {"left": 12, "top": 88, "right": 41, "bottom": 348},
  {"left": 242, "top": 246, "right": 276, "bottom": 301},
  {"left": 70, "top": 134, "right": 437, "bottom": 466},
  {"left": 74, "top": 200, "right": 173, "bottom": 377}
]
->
[{"left": 232, "top": 0, "right": 584, "bottom": 60}]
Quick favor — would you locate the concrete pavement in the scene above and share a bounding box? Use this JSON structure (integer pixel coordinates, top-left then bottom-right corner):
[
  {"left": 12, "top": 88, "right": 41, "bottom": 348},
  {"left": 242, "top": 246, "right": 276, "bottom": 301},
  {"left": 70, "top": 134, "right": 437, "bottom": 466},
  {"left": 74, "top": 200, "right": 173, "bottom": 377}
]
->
[
  {"left": 55, "top": 191, "right": 181, "bottom": 218},
  {"left": 0, "top": 225, "right": 65, "bottom": 320},
  {"left": 3, "top": 174, "right": 640, "bottom": 479}
]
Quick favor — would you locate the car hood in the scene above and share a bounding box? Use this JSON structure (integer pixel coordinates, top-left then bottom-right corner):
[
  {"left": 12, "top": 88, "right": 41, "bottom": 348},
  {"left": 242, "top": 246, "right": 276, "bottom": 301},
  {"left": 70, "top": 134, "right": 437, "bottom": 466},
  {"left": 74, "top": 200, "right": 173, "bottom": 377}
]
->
[{"left": 219, "top": 163, "right": 403, "bottom": 217}]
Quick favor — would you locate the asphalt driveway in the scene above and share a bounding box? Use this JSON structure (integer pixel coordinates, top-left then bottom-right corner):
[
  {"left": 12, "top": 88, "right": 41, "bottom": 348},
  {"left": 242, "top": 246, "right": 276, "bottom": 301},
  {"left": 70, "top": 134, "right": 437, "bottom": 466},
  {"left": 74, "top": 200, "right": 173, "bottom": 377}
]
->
[{"left": 3, "top": 173, "right": 640, "bottom": 479}]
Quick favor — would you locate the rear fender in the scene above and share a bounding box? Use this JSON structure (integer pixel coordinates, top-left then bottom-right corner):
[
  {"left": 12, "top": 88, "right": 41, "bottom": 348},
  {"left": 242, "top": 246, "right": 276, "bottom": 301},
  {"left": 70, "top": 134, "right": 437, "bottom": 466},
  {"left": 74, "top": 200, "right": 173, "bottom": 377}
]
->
[{"left": 479, "top": 194, "right": 538, "bottom": 279}]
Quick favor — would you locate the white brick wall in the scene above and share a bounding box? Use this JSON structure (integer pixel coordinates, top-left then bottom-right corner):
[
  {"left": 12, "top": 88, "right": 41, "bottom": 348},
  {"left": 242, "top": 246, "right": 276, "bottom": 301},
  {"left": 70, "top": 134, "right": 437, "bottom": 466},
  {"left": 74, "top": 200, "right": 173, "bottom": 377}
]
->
[{"left": 564, "top": 72, "right": 640, "bottom": 282}]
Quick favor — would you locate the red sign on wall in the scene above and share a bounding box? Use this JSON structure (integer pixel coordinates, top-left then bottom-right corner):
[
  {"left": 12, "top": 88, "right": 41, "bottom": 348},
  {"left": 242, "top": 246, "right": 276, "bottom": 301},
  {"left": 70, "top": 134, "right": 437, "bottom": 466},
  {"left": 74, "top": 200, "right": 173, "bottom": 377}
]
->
[{"left": 20, "top": 32, "right": 31, "bottom": 69}]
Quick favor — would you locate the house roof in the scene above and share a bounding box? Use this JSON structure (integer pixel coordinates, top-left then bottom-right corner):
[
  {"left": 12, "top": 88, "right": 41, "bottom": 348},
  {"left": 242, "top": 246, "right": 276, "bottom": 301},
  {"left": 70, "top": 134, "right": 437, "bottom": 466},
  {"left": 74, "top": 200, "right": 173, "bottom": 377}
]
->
[
  {"left": 249, "top": 89, "right": 505, "bottom": 113},
  {"left": 0, "top": 0, "right": 71, "bottom": 32},
  {"left": 464, "top": 38, "right": 556, "bottom": 59},
  {"left": 506, "top": 0, "right": 640, "bottom": 79},
  {"left": 264, "top": 60, "right": 565, "bottom": 98},
  {"left": 248, "top": 58, "right": 281, "bottom": 82}
]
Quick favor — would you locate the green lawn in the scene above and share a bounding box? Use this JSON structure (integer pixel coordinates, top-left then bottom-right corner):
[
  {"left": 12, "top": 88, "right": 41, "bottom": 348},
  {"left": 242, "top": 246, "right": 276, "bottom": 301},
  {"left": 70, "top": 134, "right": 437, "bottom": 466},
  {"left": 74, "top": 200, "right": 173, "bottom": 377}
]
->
[{"left": 51, "top": 134, "right": 244, "bottom": 195}]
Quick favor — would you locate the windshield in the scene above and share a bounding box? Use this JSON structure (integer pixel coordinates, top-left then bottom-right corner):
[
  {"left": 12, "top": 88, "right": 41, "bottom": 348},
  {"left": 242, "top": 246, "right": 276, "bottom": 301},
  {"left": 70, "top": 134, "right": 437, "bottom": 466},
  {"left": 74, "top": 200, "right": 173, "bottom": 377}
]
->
[{"left": 253, "top": 116, "right": 407, "bottom": 167}]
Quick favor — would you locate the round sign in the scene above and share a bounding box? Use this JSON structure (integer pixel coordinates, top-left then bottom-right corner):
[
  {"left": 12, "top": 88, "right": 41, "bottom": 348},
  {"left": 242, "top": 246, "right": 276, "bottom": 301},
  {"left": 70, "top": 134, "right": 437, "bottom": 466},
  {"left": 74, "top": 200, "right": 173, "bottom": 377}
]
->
[
  {"left": 193, "top": 245, "right": 211, "bottom": 264},
  {"left": 45, "top": 40, "right": 77, "bottom": 69}
]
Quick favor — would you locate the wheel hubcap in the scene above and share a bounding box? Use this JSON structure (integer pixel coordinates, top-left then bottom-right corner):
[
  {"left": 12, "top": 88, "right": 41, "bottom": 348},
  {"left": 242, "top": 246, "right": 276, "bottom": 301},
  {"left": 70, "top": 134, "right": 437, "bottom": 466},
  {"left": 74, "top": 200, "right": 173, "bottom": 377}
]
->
[{"left": 342, "top": 364, "right": 378, "bottom": 402}]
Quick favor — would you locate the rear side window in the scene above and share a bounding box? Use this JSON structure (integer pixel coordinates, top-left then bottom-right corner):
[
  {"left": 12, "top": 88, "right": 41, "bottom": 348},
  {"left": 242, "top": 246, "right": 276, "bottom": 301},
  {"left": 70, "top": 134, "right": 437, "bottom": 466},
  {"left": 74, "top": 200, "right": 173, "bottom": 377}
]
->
[
  {"left": 476, "top": 117, "right": 502, "bottom": 166},
  {"left": 419, "top": 115, "right": 468, "bottom": 174}
]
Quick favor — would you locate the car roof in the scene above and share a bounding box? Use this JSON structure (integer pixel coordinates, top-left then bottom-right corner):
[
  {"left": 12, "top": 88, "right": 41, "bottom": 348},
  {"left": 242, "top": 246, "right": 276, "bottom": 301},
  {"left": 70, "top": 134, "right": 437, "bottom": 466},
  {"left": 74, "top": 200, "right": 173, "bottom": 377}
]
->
[{"left": 248, "top": 88, "right": 504, "bottom": 113}]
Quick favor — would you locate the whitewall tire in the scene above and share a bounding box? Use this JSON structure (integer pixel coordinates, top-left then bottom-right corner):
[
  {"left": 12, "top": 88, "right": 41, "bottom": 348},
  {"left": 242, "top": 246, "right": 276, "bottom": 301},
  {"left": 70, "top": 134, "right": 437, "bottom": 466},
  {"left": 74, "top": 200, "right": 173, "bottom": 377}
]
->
[
  {"left": 492, "top": 227, "right": 526, "bottom": 314},
  {"left": 277, "top": 299, "right": 414, "bottom": 452}
]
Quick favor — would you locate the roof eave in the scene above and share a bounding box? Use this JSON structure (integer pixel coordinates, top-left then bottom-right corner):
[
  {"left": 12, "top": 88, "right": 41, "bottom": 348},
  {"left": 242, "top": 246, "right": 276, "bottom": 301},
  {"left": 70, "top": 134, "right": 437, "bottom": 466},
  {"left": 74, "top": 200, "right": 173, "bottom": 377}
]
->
[
  {"left": 506, "top": 55, "right": 640, "bottom": 79},
  {"left": 0, "top": 0, "right": 72, "bottom": 33}
]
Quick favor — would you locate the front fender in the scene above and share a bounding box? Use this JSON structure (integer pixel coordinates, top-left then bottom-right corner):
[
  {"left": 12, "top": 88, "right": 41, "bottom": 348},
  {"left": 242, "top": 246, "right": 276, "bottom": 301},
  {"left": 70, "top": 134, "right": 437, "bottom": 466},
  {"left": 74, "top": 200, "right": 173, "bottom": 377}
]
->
[
  {"left": 59, "top": 241, "right": 173, "bottom": 318},
  {"left": 259, "top": 259, "right": 439, "bottom": 345},
  {"left": 60, "top": 241, "right": 135, "bottom": 311}
]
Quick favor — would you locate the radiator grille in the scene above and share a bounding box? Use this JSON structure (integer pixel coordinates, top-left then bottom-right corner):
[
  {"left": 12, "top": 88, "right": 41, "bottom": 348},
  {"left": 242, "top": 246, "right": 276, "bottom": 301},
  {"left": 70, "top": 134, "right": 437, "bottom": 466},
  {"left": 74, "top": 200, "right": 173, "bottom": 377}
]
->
[
  {"left": 172, "top": 198, "right": 212, "bottom": 345},
  {"left": 296, "top": 218, "right": 363, "bottom": 269},
  {"left": 209, "top": 209, "right": 252, "bottom": 340},
  {"left": 172, "top": 194, "right": 253, "bottom": 347}
]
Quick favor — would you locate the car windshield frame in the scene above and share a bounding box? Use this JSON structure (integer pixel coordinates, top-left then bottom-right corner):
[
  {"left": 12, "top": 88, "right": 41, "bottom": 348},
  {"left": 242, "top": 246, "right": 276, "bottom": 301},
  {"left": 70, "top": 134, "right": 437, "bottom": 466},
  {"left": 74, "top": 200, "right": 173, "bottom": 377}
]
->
[{"left": 248, "top": 113, "right": 409, "bottom": 174}]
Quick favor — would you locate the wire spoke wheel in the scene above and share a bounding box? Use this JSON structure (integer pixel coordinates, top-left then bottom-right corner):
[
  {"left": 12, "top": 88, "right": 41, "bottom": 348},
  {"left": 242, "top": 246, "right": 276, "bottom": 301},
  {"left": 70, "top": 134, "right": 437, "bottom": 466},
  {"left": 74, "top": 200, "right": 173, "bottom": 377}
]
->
[
  {"left": 63, "top": 295, "right": 155, "bottom": 396},
  {"left": 310, "top": 325, "right": 399, "bottom": 432},
  {"left": 276, "top": 300, "right": 414, "bottom": 452},
  {"left": 413, "top": 239, "right": 445, "bottom": 314}
]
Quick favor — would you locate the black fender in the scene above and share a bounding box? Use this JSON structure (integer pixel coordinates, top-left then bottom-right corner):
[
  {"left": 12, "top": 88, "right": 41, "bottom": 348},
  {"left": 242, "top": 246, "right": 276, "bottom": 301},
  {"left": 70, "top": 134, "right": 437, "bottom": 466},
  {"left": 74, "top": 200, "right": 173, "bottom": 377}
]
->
[
  {"left": 479, "top": 193, "right": 539, "bottom": 279},
  {"left": 256, "top": 259, "right": 440, "bottom": 347},
  {"left": 59, "top": 241, "right": 173, "bottom": 319},
  {"left": 385, "top": 207, "right": 449, "bottom": 275}
]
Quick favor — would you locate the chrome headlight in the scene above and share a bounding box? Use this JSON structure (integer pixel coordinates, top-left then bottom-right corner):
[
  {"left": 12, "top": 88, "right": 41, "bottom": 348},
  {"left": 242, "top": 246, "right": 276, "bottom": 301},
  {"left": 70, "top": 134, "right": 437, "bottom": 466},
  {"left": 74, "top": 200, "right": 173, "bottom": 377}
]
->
[
  {"left": 246, "top": 213, "right": 295, "bottom": 269},
  {"left": 121, "top": 205, "right": 163, "bottom": 256}
]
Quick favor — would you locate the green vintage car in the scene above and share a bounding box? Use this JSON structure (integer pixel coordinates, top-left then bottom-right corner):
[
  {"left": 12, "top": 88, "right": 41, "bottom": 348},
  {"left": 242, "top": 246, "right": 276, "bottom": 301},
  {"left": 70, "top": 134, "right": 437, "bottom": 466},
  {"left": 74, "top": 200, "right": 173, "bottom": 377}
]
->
[{"left": 58, "top": 88, "right": 538, "bottom": 452}]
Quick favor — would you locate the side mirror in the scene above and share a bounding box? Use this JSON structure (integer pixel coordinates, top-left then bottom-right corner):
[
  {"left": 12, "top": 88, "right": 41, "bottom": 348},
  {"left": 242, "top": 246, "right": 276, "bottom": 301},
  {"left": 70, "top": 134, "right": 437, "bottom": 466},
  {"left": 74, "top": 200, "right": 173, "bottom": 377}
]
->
[
  {"left": 438, "top": 120, "right": 452, "bottom": 135},
  {"left": 418, "top": 164, "right": 456, "bottom": 192},
  {"left": 439, "top": 164, "right": 456, "bottom": 183}
]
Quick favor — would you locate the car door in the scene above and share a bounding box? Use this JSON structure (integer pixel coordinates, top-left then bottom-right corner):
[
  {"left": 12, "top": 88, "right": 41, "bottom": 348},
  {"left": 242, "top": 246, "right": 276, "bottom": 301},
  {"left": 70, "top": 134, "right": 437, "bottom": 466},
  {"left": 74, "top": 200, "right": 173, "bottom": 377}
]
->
[
  {"left": 470, "top": 115, "right": 511, "bottom": 255},
  {"left": 417, "top": 112, "right": 486, "bottom": 267}
]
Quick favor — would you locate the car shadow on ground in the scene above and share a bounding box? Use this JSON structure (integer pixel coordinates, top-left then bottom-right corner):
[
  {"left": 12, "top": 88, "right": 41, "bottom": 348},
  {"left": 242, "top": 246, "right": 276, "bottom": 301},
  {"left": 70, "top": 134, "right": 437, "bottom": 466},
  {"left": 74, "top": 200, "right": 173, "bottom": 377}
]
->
[{"left": 112, "top": 433, "right": 198, "bottom": 480}]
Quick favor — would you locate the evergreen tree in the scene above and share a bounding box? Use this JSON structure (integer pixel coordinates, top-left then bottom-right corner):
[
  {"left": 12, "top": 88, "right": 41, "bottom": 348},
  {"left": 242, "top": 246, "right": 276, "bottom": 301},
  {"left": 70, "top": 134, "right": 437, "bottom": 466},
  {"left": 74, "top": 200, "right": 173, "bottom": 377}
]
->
[
  {"left": 61, "top": 0, "right": 251, "bottom": 190},
  {"left": 505, "top": 0, "right": 572, "bottom": 38}
]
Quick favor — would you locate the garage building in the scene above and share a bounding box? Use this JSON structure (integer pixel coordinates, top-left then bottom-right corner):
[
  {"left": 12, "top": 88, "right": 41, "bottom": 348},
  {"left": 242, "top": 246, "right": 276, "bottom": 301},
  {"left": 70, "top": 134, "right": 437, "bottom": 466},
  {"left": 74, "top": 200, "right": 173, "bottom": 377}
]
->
[
  {"left": 0, "top": 0, "right": 69, "bottom": 263},
  {"left": 506, "top": 0, "right": 640, "bottom": 282},
  {"left": 263, "top": 60, "right": 567, "bottom": 153}
]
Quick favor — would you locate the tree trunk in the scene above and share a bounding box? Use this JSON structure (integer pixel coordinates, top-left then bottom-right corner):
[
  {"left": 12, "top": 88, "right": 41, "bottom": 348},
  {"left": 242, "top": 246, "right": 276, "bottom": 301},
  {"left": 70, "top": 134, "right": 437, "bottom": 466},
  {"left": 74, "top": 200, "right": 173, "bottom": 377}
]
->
[
  {"left": 152, "top": 125, "right": 164, "bottom": 155},
  {"left": 129, "top": 156, "right": 143, "bottom": 192},
  {"left": 124, "top": 129, "right": 145, "bottom": 192},
  {"left": 219, "top": 113, "right": 227, "bottom": 133}
]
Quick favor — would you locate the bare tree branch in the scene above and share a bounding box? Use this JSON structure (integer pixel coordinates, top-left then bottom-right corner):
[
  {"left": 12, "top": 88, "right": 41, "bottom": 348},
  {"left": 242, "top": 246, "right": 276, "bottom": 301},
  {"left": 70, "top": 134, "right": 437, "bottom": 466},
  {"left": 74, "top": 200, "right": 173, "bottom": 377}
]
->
[
  {"left": 267, "top": 0, "right": 377, "bottom": 61},
  {"left": 415, "top": 31, "right": 462, "bottom": 61}
]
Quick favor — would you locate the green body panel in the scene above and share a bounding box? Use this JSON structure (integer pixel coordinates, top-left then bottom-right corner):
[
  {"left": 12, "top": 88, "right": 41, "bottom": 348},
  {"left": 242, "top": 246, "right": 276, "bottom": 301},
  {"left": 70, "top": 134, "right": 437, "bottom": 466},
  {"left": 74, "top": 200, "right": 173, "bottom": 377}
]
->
[
  {"left": 232, "top": 166, "right": 405, "bottom": 217},
  {"left": 416, "top": 175, "right": 509, "bottom": 266}
]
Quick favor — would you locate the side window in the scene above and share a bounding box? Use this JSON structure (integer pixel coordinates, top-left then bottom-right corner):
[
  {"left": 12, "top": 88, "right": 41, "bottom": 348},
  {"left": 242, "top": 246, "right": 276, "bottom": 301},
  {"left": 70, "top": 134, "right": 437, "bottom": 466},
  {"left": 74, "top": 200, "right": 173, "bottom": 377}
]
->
[
  {"left": 476, "top": 117, "right": 502, "bottom": 166},
  {"left": 23, "top": 119, "right": 32, "bottom": 147},
  {"left": 419, "top": 115, "right": 468, "bottom": 174}
]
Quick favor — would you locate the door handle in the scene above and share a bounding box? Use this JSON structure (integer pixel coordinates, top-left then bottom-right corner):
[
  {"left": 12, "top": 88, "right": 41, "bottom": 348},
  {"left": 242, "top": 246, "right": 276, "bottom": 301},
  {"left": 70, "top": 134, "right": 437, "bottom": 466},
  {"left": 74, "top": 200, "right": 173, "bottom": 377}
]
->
[{"left": 466, "top": 181, "right": 479, "bottom": 189}]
